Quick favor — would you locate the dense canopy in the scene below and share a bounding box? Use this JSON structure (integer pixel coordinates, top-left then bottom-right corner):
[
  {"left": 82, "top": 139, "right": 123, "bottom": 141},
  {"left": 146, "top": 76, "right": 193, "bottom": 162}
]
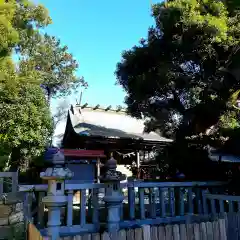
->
[
  {"left": 116, "top": 0, "right": 240, "bottom": 178},
  {"left": 116, "top": 0, "right": 240, "bottom": 144},
  {"left": 0, "top": 0, "right": 86, "bottom": 170}
]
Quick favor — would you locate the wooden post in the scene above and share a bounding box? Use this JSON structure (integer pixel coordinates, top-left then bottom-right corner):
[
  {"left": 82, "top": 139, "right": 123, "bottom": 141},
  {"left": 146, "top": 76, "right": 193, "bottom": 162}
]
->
[
  {"left": 136, "top": 151, "right": 140, "bottom": 179},
  {"left": 96, "top": 158, "right": 100, "bottom": 183},
  {"left": 136, "top": 151, "right": 140, "bottom": 168}
]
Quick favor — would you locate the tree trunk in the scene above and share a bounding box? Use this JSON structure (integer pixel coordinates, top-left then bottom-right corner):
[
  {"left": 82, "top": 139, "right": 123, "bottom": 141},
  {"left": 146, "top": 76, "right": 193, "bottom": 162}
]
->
[{"left": 9, "top": 147, "right": 21, "bottom": 171}]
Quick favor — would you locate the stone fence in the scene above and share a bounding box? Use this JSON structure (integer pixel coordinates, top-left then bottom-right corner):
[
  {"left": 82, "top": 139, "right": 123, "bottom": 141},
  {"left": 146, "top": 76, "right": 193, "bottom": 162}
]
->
[{"left": 0, "top": 192, "right": 26, "bottom": 239}]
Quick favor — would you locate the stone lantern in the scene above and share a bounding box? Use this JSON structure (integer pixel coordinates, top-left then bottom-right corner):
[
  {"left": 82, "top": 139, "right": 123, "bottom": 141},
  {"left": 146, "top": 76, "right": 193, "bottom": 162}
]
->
[
  {"left": 40, "top": 149, "right": 73, "bottom": 240},
  {"left": 100, "top": 157, "right": 126, "bottom": 235}
]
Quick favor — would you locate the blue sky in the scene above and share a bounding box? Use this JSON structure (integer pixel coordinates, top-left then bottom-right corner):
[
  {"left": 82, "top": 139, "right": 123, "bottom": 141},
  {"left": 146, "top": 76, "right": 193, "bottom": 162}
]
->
[{"left": 39, "top": 0, "right": 158, "bottom": 109}]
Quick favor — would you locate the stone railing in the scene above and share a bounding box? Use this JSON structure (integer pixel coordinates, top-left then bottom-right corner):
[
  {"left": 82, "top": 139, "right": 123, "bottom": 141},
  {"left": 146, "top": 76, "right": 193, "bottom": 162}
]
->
[{"left": 19, "top": 149, "right": 227, "bottom": 240}]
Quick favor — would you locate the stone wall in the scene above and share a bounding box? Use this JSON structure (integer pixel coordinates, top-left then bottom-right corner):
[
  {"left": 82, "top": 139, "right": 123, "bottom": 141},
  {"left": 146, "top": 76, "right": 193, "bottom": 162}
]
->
[{"left": 0, "top": 192, "right": 25, "bottom": 240}]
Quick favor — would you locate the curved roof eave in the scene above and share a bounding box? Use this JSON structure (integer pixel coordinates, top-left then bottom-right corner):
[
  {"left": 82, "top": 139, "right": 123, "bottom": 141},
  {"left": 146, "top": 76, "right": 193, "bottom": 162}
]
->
[{"left": 67, "top": 105, "right": 173, "bottom": 143}]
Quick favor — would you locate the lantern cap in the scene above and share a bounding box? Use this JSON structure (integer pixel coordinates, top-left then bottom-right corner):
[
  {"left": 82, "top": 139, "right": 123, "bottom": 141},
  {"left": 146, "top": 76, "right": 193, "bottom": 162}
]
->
[
  {"left": 40, "top": 167, "right": 73, "bottom": 180},
  {"left": 105, "top": 157, "right": 117, "bottom": 170},
  {"left": 44, "top": 148, "right": 65, "bottom": 166},
  {"left": 100, "top": 157, "right": 126, "bottom": 182}
]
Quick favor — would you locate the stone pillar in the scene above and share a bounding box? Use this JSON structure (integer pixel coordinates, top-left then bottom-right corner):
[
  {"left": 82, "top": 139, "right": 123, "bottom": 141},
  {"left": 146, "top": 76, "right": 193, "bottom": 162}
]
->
[
  {"left": 100, "top": 157, "right": 126, "bottom": 237},
  {"left": 40, "top": 150, "right": 73, "bottom": 240}
]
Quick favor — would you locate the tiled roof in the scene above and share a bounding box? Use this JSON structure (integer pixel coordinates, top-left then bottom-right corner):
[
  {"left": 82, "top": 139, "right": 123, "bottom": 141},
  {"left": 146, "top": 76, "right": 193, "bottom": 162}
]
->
[{"left": 68, "top": 104, "right": 172, "bottom": 142}]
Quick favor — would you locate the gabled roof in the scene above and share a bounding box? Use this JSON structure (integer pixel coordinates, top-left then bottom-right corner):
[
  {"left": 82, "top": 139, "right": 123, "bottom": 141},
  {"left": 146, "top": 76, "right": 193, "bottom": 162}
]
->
[{"left": 67, "top": 104, "right": 172, "bottom": 143}]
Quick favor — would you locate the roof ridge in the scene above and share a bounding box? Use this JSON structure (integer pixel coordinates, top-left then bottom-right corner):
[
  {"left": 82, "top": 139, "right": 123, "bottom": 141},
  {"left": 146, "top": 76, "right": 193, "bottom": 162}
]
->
[{"left": 76, "top": 103, "right": 127, "bottom": 113}]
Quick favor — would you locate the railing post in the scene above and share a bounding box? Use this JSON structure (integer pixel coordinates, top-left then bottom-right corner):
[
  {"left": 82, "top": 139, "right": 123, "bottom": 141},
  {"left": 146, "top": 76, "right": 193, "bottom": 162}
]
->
[
  {"left": 128, "top": 178, "right": 135, "bottom": 220},
  {"left": 100, "top": 157, "right": 126, "bottom": 238},
  {"left": 40, "top": 149, "right": 73, "bottom": 240},
  {"left": 11, "top": 171, "right": 18, "bottom": 193}
]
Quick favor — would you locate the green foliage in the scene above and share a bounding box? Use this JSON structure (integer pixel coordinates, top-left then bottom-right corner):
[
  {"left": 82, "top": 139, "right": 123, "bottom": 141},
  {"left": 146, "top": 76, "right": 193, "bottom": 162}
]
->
[
  {"left": 116, "top": 0, "right": 240, "bottom": 141},
  {"left": 11, "top": 0, "right": 87, "bottom": 101},
  {"left": 0, "top": 83, "right": 53, "bottom": 147},
  {"left": 116, "top": 0, "right": 240, "bottom": 175},
  {"left": 0, "top": 1, "right": 18, "bottom": 56},
  {"left": 0, "top": 1, "right": 53, "bottom": 167},
  {"left": 20, "top": 34, "right": 87, "bottom": 101},
  {"left": 0, "top": 0, "right": 85, "bottom": 169}
]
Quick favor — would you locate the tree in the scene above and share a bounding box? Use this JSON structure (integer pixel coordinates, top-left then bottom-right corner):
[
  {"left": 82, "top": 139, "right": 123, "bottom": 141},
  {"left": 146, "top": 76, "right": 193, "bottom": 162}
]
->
[
  {"left": 18, "top": 34, "right": 88, "bottom": 102},
  {"left": 116, "top": 0, "right": 240, "bottom": 142},
  {"left": 0, "top": 0, "right": 18, "bottom": 57},
  {"left": 0, "top": 0, "right": 87, "bottom": 170},
  {"left": 53, "top": 100, "right": 69, "bottom": 129},
  {"left": 0, "top": 1, "right": 52, "bottom": 170},
  {"left": 51, "top": 100, "right": 69, "bottom": 146},
  {"left": 116, "top": 0, "right": 240, "bottom": 177},
  {"left": 0, "top": 56, "right": 53, "bottom": 171},
  {"left": 9, "top": 0, "right": 88, "bottom": 103}
]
